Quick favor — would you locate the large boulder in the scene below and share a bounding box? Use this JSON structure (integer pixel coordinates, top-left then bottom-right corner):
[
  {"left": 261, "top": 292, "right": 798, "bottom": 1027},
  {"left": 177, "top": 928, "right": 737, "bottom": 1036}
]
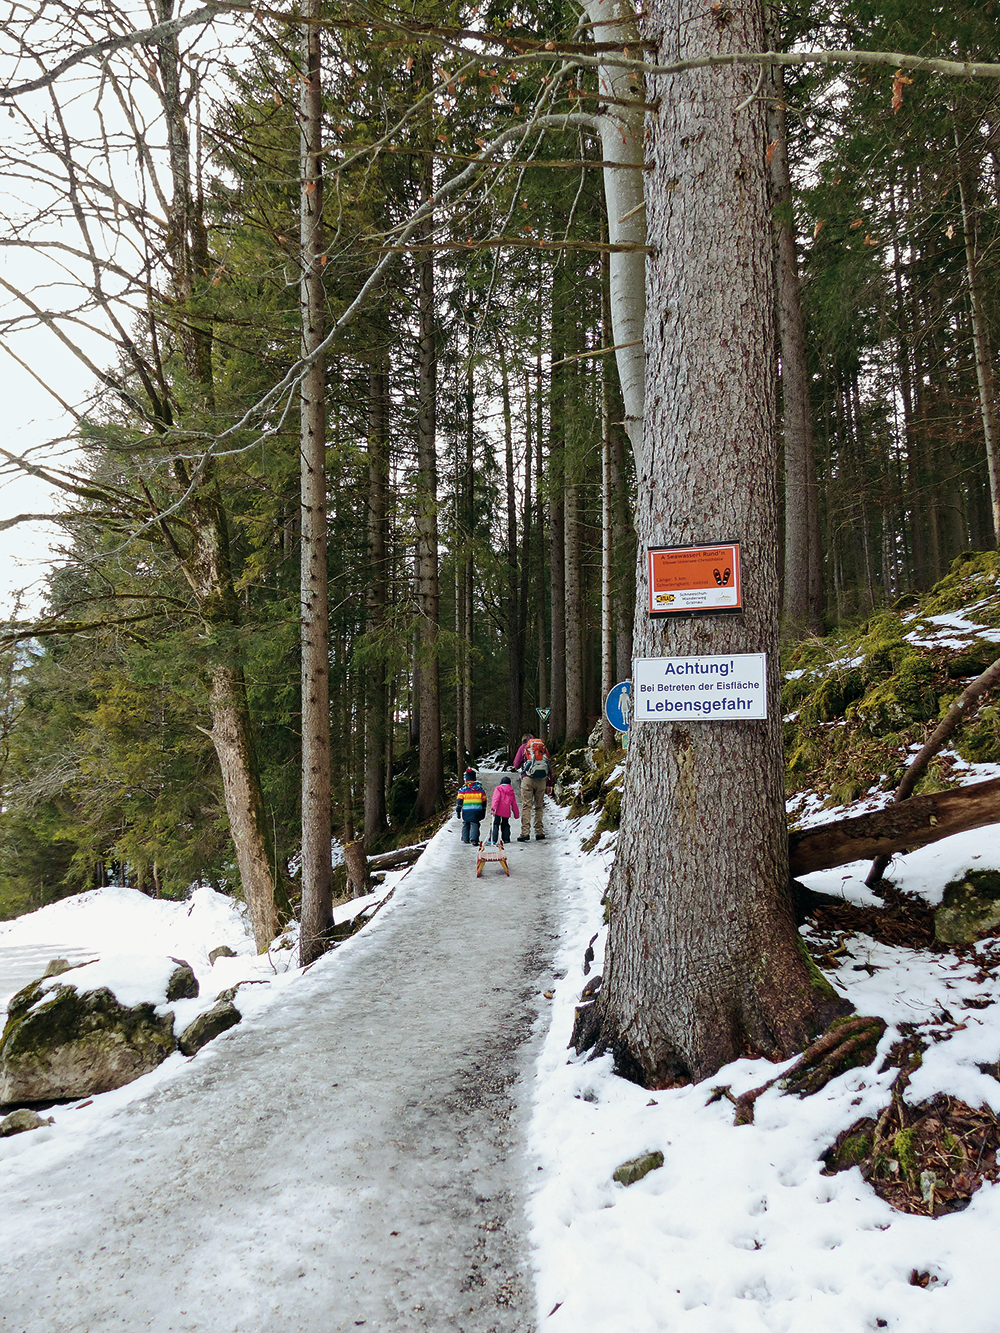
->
[{"left": 0, "top": 978, "right": 176, "bottom": 1106}]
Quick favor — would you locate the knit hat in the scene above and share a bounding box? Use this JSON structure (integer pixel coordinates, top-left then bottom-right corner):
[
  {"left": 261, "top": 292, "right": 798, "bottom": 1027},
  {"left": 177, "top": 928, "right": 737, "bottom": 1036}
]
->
[
  {"left": 500, "top": 776, "right": 512, "bottom": 786},
  {"left": 464, "top": 769, "right": 476, "bottom": 780}
]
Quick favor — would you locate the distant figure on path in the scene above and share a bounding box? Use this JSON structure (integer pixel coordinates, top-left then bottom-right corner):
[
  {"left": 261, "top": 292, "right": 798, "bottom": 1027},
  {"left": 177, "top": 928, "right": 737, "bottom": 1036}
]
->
[
  {"left": 489, "top": 776, "right": 519, "bottom": 844},
  {"left": 513, "top": 734, "right": 550, "bottom": 841},
  {"left": 455, "top": 768, "right": 487, "bottom": 843}
]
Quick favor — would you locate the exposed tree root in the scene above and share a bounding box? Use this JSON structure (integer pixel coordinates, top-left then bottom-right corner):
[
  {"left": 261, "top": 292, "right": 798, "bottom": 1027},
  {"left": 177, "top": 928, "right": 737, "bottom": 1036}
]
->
[{"left": 728, "top": 1015, "right": 887, "bottom": 1126}]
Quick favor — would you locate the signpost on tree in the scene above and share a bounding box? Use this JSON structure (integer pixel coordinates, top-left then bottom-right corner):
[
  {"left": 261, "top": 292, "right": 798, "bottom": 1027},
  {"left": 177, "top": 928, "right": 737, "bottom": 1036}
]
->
[{"left": 586, "top": 0, "right": 851, "bottom": 1087}]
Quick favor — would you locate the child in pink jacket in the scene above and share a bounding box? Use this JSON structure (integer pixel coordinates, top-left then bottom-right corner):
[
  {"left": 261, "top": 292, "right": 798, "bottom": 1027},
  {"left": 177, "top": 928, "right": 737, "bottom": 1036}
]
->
[{"left": 489, "top": 776, "right": 520, "bottom": 844}]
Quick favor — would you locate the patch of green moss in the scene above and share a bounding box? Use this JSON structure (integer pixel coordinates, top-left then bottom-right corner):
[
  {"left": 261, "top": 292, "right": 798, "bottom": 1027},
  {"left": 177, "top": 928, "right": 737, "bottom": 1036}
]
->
[
  {"left": 919, "top": 550, "right": 1000, "bottom": 617},
  {"left": 956, "top": 705, "right": 1000, "bottom": 764},
  {"left": 892, "top": 1127, "right": 920, "bottom": 1186},
  {"left": 847, "top": 652, "right": 937, "bottom": 736},
  {"left": 796, "top": 934, "right": 843, "bottom": 1004},
  {"left": 798, "top": 669, "right": 866, "bottom": 724},
  {"left": 947, "top": 640, "right": 1000, "bottom": 679},
  {"left": 782, "top": 672, "right": 819, "bottom": 714},
  {"left": 832, "top": 1129, "right": 873, "bottom": 1169},
  {"left": 858, "top": 611, "right": 909, "bottom": 682},
  {"left": 941, "top": 868, "right": 1000, "bottom": 910}
]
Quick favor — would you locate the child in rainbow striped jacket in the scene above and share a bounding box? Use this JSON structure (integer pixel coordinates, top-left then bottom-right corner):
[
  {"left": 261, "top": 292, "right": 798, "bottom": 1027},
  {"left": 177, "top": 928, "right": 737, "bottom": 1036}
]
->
[{"left": 455, "top": 769, "right": 487, "bottom": 843}]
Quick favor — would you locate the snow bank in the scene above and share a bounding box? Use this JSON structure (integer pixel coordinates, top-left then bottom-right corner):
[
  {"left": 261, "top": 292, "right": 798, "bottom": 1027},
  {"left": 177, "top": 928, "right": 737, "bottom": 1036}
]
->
[{"left": 528, "top": 803, "right": 1000, "bottom": 1332}]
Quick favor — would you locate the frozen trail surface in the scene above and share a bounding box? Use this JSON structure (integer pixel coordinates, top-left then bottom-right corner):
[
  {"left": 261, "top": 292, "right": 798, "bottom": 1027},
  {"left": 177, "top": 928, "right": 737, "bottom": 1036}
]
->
[{"left": 0, "top": 774, "right": 565, "bottom": 1333}]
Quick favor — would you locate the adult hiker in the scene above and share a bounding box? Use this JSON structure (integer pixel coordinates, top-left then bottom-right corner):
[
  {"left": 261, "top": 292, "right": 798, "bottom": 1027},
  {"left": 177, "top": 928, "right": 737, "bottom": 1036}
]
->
[{"left": 513, "top": 734, "right": 550, "bottom": 841}]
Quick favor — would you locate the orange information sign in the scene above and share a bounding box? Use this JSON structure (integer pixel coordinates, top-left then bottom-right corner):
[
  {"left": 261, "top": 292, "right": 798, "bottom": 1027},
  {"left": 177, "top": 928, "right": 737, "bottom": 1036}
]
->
[{"left": 647, "top": 542, "right": 742, "bottom": 617}]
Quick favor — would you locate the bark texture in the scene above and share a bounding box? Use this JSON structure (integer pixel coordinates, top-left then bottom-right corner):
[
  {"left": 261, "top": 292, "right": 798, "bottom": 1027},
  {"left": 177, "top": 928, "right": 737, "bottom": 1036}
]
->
[
  {"left": 594, "top": 0, "right": 848, "bottom": 1087},
  {"left": 767, "top": 61, "right": 823, "bottom": 634},
  {"left": 298, "top": 0, "right": 333, "bottom": 965},
  {"left": 414, "top": 131, "right": 444, "bottom": 820},
  {"left": 364, "top": 351, "right": 390, "bottom": 844}
]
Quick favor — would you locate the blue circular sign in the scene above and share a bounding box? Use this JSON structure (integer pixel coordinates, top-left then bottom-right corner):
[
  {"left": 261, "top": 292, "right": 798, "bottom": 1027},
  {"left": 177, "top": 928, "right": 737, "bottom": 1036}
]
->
[{"left": 604, "top": 681, "right": 632, "bottom": 732}]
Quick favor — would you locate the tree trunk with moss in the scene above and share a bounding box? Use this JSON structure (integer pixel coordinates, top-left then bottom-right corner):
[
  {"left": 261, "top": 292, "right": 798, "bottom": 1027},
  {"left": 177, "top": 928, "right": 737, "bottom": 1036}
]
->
[{"left": 591, "top": 0, "right": 850, "bottom": 1087}]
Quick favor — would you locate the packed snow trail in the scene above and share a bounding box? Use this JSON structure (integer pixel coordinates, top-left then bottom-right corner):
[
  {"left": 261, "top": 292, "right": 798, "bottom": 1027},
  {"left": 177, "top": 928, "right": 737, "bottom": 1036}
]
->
[{"left": 0, "top": 775, "right": 565, "bottom": 1333}]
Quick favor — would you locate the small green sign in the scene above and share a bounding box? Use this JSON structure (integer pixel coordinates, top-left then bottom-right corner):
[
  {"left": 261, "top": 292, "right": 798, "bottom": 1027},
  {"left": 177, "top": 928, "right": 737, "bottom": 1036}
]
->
[{"left": 536, "top": 707, "right": 551, "bottom": 721}]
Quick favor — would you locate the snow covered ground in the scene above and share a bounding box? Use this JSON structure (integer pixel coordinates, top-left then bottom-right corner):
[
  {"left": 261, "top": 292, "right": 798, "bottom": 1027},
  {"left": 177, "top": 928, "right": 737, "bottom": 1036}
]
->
[
  {"left": 529, "top": 805, "right": 1000, "bottom": 1333},
  {"left": 2, "top": 776, "right": 1000, "bottom": 1330}
]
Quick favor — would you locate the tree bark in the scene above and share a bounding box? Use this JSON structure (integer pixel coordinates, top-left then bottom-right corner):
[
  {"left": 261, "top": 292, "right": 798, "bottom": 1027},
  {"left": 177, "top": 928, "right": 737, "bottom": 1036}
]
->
[
  {"left": 582, "top": 0, "right": 646, "bottom": 459},
  {"left": 593, "top": 0, "right": 849, "bottom": 1087},
  {"left": 564, "top": 469, "right": 585, "bottom": 743},
  {"left": 501, "top": 353, "right": 524, "bottom": 755},
  {"left": 956, "top": 121, "right": 1000, "bottom": 546},
  {"left": 364, "top": 348, "right": 390, "bottom": 844},
  {"left": 343, "top": 839, "right": 371, "bottom": 898},
  {"left": 414, "top": 134, "right": 444, "bottom": 820},
  {"left": 767, "top": 55, "right": 823, "bottom": 636},
  {"left": 548, "top": 279, "right": 567, "bottom": 747},
  {"left": 298, "top": 0, "right": 333, "bottom": 966},
  {"left": 153, "top": 12, "right": 279, "bottom": 953}
]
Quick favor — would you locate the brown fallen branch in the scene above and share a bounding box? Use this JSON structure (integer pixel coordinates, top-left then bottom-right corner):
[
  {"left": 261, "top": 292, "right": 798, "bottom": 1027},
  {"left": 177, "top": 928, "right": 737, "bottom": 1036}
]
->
[
  {"left": 865, "top": 653, "right": 1000, "bottom": 887},
  {"left": 789, "top": 775, "right": 1000, "bottom": 877}
]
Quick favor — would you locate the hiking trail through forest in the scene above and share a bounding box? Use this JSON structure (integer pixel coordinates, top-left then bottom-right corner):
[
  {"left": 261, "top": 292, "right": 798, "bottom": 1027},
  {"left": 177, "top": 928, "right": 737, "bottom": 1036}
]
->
[{"left": 0, "top": 772, "right": 569, "bottom": 1333}]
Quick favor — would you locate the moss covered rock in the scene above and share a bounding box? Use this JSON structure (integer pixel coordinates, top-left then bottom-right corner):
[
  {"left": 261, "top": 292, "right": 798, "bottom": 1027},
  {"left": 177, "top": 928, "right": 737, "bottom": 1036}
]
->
[
  {"left": 0, "top": 982, "right": 176, "bottom": 1105},
  {"left": 165, "top": 959, "right": 199, "bottom": 1001},
  {"left": 177, "top": 999, "right": 241, "bottom": 1057},
  {"left": 946, "top": 640, "right": 1000, "bottom": 679},
  {"left": 935, "top": 870, "right": 1000, "bottom": 945},
  {"left": 613, "top": 1150, "right": 664, "bottom": 1186},
  {"left": 956, "top": 705, "right": 1000, "bottom": 764},
  {"left": 798, "top": 669, "right": 865, "bottom": 724}
]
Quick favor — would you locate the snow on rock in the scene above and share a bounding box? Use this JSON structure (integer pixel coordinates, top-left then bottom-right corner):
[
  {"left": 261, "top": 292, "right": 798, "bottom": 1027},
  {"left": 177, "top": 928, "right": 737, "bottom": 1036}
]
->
[{"left": 1, "top": 978, "right": 177, "bottom": 1105}]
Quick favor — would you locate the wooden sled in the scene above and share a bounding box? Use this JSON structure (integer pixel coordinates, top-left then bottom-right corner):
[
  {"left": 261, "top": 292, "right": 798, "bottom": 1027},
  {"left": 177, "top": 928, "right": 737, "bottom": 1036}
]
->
[{"left": 476, "top": 838, "right": 509, "bottom": 877}]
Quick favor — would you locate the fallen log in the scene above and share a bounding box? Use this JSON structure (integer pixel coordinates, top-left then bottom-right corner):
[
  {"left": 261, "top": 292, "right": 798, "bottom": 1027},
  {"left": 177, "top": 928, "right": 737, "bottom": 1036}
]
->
[
  {"left": 366, "top": 843, "right": 427, "bottom": 873},
  {"left": 789, "top": 776, "right": 1000, "bottom": 877}
]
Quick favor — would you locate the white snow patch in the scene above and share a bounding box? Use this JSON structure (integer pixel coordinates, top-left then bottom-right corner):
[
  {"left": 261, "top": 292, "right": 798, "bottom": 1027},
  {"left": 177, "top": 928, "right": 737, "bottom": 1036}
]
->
[{"left": 528, "top": 801, "right": 1000, "bottom": 1332}]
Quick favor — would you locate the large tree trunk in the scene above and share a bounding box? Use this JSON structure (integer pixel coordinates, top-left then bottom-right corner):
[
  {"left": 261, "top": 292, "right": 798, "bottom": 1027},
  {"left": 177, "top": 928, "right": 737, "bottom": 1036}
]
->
[
  {"left": 209, "top": 664, "right": 278, "bottom": 949},
  {"left": 501, "top": 353, "right": 524, "bottom": 755},
  {"left": 548, "top": 278, "right": 567, "bottom": 748},
  {"left": 181, "top": 495, "right": 279, "bottom": 953},
  {"left": 593, "top": 0, "right": 849, "bottom": 1087},
  {"left": 364, "top": 349, "right": 389, "bottom": 844},
  {"left": 956, "top": 123, "right": 1000, "bottom": 546},
  {"left": 790, "top": 776, "right": 1000, "bottom": 877},
  {"left": 414, "top": 142, "right": 444, "bottom": 820},
  {"left": 767, "top": 56, "right": 823, "bottom": 636},
  {"left": 582, "top": 0, "right": 646, "bottom": 458},
  {"left": 564, "top": 470, "right": 585, "bottom": 743},
  {"left": 154, "top": 12, "right": 279, "bottom": 953},
  {"left": 298, "top": 0, "right": 333, "bottom": 966}
]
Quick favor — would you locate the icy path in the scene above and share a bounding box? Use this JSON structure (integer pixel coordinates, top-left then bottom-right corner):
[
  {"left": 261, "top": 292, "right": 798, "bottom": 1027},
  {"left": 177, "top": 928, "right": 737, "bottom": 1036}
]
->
[{"left": 0, "top": 779, "right": 564, "bottom": 1333}]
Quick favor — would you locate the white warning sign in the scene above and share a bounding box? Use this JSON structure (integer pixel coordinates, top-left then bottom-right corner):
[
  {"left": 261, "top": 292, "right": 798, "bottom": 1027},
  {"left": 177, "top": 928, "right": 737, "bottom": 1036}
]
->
[{"left": 632, "top": 653, "right": 768, "bottom": 721}]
